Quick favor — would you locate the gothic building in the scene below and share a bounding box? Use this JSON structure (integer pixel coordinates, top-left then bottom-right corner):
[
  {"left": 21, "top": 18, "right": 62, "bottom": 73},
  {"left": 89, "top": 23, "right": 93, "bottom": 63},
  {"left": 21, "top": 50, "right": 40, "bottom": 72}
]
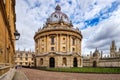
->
[
  {"left": 15, "top": 50, "right": 34, "bottom": 67},
  {"left": 110, "top": 40, "right": 120, "bottom": 57},
  {"left": 34, "top": 5, "right": 82, "bottom": 68},
  {"left": 83, "top": 40, "right": 120, "bottom": 67}
]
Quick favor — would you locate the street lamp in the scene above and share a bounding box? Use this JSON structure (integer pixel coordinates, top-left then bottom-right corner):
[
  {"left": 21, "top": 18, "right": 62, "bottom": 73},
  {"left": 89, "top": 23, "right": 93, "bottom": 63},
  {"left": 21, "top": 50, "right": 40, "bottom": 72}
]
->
[{"left": 14, "top": 30, "right": 20, "bottom": 40}]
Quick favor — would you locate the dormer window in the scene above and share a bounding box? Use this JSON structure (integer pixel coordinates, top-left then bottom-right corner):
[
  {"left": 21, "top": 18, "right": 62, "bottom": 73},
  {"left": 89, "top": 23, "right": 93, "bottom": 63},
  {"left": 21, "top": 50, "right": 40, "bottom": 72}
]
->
[{"left": 54, "top": 14, "right": 58, "bottom": 18}]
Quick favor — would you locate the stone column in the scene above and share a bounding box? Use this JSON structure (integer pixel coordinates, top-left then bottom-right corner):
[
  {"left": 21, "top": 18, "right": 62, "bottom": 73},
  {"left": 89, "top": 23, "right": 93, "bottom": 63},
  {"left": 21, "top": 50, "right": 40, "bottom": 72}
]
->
[
  {"left": 58, "top": 34, "right": 60, "bottom": 52},
  {"left": 76, "top": 38, "right": 79, "bottom": 53},
  {"left": 47, "top": 35, "right": 49, "bottom": 52},
  {"left": 40, "top": 38, "right": 41, "bottom": 53},
  {"left": 69, "top": 35, "right": 71, "bottom": 52},
  {"left": 43, "top": 37, "right": 45, "bottom": 53},
  {"left": 37, "top": 39, "right": 39, "bottom": 53},
  {"left": 79, "top": 39, "right": 81, "bottom": 54},
  {"left": 66, "top": 35, "right": 69, "bottom": 52},
  {"left": 46, "top": 35, "right": 47, "bottom": 52},
  {"left": 60, "top": 34, "right": 62, "bottom": 52},
  {"left": 56, "top": 34, "right": 58, "bottom": 52}
]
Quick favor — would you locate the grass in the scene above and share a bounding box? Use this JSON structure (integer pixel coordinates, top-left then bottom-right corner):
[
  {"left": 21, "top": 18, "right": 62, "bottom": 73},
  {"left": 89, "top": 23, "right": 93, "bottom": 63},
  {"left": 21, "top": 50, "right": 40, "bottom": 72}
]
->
[{"left": 42, "top": 67, "right": 120, "bottom": 74}]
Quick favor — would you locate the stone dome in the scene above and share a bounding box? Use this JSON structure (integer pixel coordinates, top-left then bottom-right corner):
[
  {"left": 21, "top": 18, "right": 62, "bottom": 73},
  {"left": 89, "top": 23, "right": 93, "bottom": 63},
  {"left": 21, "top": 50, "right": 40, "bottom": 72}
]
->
[{"left": 47, "top": 5, "right": 70, "bottom": 23}]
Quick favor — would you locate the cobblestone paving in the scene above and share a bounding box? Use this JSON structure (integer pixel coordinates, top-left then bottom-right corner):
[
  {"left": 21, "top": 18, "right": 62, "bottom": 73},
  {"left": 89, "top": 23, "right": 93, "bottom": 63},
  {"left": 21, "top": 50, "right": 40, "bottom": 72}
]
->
[{"left": 20, "top": 68, "right": 120, "bottom": 80}]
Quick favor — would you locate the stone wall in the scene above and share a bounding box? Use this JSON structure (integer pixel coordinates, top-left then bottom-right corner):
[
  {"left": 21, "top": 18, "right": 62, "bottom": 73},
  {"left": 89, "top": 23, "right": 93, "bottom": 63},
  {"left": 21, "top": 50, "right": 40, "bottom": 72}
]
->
[
  {"left": 0, "top": 0, "right": 16, "bottom": 75},
  {"left": 83, "top": 58, "right": 120, "bottom": 67},
  {"left": 36, "top": 53, "right": 82, "bottom": 68}
]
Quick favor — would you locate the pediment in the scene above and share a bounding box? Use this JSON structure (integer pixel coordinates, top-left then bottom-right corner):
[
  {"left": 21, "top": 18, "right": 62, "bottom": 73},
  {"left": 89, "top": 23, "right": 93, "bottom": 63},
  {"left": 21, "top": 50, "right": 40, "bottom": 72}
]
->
[{"left": 72, "top": 53, "right": 81, "bottom": 57}]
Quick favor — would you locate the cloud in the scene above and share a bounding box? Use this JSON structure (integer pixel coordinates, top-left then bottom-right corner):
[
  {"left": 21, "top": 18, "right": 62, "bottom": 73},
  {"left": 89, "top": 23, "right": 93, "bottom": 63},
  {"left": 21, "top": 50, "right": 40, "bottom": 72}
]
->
[
  {"left": 82, "top": 4, "right": 120, "bottom": 54},
  {"left": 16, "top": 0, "right": 120, "bottom": 56}
]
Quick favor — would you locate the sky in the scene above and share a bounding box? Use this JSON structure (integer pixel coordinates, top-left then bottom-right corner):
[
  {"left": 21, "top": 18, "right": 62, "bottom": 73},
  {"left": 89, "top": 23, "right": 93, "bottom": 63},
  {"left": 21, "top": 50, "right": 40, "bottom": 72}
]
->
[{"left": 15, "top": 0, "right": 120, "bottom": 56}]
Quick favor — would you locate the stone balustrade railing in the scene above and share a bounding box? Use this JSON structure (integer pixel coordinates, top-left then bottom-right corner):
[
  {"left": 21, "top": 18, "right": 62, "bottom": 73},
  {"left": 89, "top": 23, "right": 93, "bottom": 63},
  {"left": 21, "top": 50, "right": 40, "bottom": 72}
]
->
[{"left": 36, "top": 26, "right": 81, "bottom": 35}]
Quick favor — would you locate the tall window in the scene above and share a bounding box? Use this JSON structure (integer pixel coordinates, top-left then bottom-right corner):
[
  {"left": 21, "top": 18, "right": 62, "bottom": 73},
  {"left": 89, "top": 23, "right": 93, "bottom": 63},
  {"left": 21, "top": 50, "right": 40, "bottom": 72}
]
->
[
  {"left": 72, "top": 38, "right": 75, "bottom": 45},
  {"left": 63, "top": 47, "right": 65, "bottom": 51},
  {"left": 25, "top": 58, "right": 28, "bottom": 61},
  {"left": 51, "top": 37, "right": 55, "bottom": 45},
  {"left": 42, "top": 48, "right": 44, "bottom": 52},
  {"left": 40, "top": 58, "right": 43, "bottom": 65},
  {"left": 63, "top": 58, "right": 67, "bottom": 66},
  {"left": 72, "top": 48, "right": 75, "bottom": 52}
]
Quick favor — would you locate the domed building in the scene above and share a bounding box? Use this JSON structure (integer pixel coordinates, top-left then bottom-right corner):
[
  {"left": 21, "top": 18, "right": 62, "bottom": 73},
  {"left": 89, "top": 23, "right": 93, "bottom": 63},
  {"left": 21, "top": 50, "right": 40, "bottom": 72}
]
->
[{"left": 34, "top": 5, "right": 82, "bottom": 68}]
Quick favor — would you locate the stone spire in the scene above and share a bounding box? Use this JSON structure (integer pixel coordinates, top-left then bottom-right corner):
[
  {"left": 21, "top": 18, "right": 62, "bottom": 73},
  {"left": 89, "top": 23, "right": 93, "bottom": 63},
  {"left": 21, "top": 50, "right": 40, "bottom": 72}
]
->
[{"left": 110, "top": 40, "right": 116, "bottom": 52}]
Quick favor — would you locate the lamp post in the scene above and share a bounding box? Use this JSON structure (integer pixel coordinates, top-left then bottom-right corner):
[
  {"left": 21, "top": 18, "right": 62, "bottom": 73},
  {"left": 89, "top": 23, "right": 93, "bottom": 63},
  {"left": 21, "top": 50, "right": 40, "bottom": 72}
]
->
[
  {"left": 13, "top": 30, "right": 20, "bottom": 67},
  {"left": 14, "top": 30, "right": 20, "bottom": 40},
  {"left": 8, "top": 30, "right": 20, "bottom": 67}
]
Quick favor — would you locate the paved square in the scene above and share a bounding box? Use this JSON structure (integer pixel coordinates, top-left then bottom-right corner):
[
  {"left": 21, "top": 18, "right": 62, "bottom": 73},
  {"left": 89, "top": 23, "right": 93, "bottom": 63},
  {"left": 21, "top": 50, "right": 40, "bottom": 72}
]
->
[{"left": 16, "top": 68, "right": 120, "bottom": 80}]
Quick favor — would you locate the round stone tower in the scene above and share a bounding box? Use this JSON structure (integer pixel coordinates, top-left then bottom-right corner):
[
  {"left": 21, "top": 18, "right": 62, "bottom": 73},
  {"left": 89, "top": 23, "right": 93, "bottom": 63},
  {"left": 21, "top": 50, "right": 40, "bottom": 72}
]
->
[{"left": 34, "top": 5, "right": 82, "bottom": 68}]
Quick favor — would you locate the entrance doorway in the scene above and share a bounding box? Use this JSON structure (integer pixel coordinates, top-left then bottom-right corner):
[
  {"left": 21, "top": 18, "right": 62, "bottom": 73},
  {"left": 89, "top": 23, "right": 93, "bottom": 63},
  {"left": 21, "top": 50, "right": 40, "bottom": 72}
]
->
[
  {"left": 73, "top": 57, "right": 77, "bottom": 67},
  {"left": 93, "top": 61, "right": 97, "bottom": 67},
  {"left": 49, "top": 57, "right": 55, "bottom": 67}
]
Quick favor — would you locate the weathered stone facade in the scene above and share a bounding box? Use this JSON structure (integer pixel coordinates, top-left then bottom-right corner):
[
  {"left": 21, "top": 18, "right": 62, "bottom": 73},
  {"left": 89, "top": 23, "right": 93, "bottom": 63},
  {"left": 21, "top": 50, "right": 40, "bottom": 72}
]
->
[
  {"left": 83, "top": 40, "right": 120, "bottom": 67},
  {"left": 34, "top": 5, "right": 82, "bottom": 68},
  {"left": 15, "top": 50, "right": 34, "bottom": 67},
  {"left": 0, "top": 0, "right": 16, "bottom": 75}
]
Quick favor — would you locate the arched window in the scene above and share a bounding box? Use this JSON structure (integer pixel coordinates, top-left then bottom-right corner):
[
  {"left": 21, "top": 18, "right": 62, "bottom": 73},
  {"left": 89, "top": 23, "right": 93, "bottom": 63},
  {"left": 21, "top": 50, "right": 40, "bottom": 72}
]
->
[
  {"left": 72, "top": 48, "right": 75, "bottom": 52},
  {"left": 73, "top": 57, "right": 77, "bottom": 67},
  {"left": 93, "top": 61, "right": 97, "bottom": 67},
  {"left": 63, "top": 58, "right": 67, "bottom": 66},
  {"left": 63, "top": 47, "right": 65, "bottom": 51},
  {"left": 40, "top": 58, "right": 43, "bottom": 65}
]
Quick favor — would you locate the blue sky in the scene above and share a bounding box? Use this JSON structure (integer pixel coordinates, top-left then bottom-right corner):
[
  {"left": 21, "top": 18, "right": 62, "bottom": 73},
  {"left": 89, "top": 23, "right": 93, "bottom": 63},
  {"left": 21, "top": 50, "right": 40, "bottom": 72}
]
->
[{"left": 16, "top": 0, "right": 120, "bottom": 56}]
